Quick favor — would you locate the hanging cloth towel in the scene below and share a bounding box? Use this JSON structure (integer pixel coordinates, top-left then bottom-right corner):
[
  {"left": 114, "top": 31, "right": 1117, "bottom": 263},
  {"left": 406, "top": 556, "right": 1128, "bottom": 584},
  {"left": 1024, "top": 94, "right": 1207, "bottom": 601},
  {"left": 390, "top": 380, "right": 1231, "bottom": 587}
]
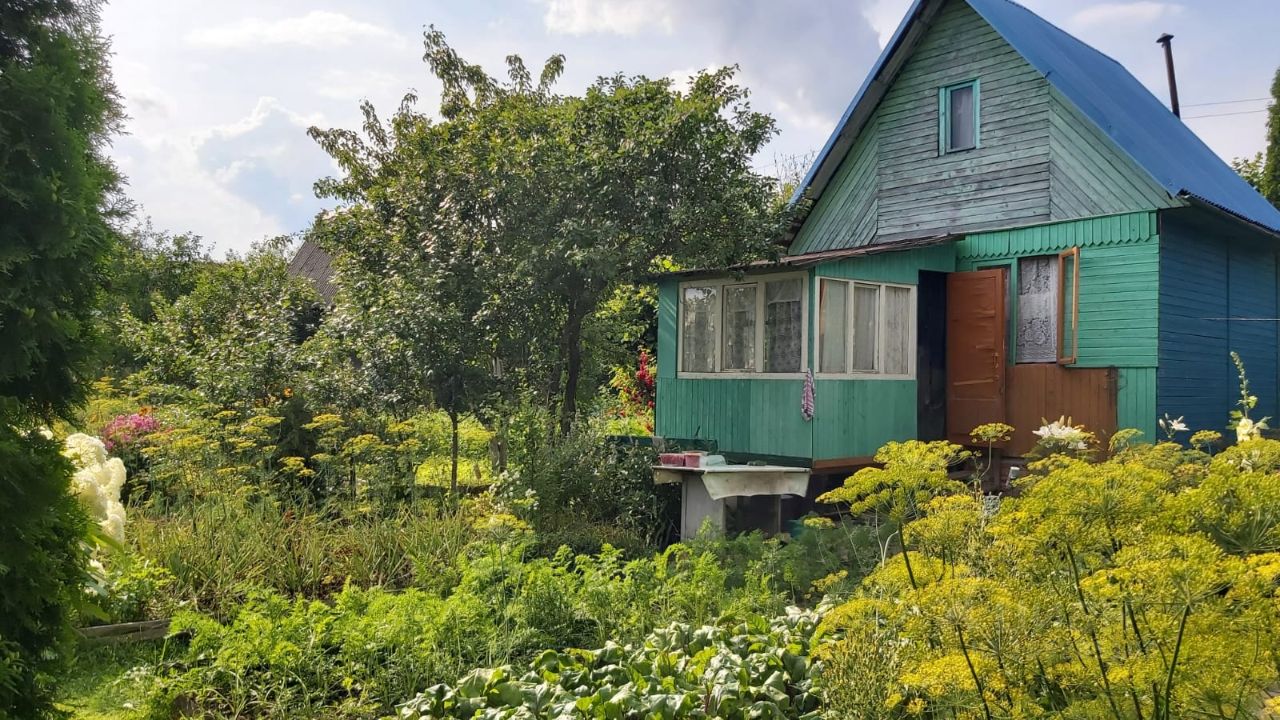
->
[{"left": 801, "top": 368, "right": 815, "bottom": 422}]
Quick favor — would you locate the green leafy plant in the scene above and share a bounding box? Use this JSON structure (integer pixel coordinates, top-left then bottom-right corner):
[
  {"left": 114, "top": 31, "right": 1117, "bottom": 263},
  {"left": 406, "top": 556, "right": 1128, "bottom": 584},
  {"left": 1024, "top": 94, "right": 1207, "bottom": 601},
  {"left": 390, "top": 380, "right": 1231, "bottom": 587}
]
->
[{"left": 399, "top": 610, "right": 825, "bottom": 720}]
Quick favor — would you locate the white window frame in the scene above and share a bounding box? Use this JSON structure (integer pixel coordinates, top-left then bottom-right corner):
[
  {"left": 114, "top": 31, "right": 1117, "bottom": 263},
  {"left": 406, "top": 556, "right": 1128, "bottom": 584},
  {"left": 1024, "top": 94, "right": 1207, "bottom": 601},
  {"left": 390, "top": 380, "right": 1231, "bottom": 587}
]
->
[
  {"left": 814, "top": 278, "right": 917, "bottom": 380},
  {"left": 677, "top": 272, "right": 809, "bottom": 379}
]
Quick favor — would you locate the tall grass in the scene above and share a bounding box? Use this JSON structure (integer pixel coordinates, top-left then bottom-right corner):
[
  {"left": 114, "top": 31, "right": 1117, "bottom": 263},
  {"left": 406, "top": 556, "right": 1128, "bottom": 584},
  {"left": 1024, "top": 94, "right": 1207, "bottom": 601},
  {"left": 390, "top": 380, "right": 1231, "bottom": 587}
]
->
[{"left": 129, "top": 497, "right": 476, "bottom": 618}]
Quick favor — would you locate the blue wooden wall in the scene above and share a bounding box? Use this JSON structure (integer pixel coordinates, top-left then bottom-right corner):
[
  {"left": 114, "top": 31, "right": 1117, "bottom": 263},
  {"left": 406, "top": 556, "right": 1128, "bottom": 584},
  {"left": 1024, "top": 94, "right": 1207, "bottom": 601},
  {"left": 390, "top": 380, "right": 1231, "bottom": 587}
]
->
[{"left": 1157, "top": 209, "right": 1280, "bottom": 434}]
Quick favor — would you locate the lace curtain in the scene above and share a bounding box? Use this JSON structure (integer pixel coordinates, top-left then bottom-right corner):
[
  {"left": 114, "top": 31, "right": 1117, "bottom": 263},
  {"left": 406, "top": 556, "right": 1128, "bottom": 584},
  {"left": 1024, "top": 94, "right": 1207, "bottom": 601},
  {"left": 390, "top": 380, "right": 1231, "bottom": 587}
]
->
[
  {"left": 1016, "top": 256, "right": 1058, "bottom": 363},
  {"left": 764, "top": 279, "right": 802, "bottom": 372},
  {"left": 681, "top": 286, "right": 717, "bottom": 372},
  {"left": 722, "top": 285, "right": 757, "bottom": 371}
]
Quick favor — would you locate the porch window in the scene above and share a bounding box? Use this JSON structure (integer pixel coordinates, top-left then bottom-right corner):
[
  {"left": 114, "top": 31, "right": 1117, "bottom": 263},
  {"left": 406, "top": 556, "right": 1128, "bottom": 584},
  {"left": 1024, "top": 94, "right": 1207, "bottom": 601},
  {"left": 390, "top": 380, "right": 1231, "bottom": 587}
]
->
[
  {"left": 816, "top": 279, "right": 916, "bottom": 378},
  {"left": 722, "top": 285, "right": 757, "bottom": 371},
  {"left": 678, "top": 274, "right": 808, "bottom": 375},
  {"left": 681, "top": 286, "right": 717, "bottom": 373},
  {"left": 939, "top": 79, "right": 980, "bottom": 154},
  {"left": 818, "top": 280, "right": 847, "bottom": 373},
  {"left": 884, "top": 286, "right": 913, "bottom": 375},
  {"left": 852, "top": 284, "right": 879, "bottom": 372},
  {"left": 764, "top": 278, "right": 803, "bottom": 372}
]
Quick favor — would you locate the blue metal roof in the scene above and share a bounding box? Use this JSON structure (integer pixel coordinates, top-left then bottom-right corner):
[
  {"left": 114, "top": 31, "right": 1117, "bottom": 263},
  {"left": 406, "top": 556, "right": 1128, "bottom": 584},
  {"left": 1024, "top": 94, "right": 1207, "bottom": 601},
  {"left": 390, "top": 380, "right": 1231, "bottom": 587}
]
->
[{"left": 792, "top": 0, "right": 1280, "bottom": 235}]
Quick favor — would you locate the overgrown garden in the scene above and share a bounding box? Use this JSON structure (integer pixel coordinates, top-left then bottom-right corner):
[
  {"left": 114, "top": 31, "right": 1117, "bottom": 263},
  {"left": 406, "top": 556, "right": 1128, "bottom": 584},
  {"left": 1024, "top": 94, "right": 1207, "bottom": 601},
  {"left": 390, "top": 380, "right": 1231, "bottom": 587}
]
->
[{"left": 5, "top": 1, "right": 1280, "bottom": 719}]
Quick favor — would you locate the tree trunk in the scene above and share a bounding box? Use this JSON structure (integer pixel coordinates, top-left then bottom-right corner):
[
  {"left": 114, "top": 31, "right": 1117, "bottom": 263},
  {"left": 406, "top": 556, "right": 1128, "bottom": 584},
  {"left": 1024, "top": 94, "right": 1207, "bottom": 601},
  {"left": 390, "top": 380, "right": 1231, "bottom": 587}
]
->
[
  {"left": 559, "top": 303, "right": 586, "bottom": 436},
  {"left": 449, "top": 410, "right": 460, "bottom": 496}
]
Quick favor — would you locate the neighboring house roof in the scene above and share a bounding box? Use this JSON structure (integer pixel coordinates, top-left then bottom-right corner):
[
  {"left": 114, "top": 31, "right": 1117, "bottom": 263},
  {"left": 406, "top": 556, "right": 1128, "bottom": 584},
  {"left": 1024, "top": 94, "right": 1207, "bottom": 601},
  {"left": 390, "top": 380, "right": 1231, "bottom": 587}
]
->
[
  {"left": 792, "top": 0, "right": 1280, "bottom": 235},
  {"left": 287, "top": 239, "right": 337, "bottom": 305}
]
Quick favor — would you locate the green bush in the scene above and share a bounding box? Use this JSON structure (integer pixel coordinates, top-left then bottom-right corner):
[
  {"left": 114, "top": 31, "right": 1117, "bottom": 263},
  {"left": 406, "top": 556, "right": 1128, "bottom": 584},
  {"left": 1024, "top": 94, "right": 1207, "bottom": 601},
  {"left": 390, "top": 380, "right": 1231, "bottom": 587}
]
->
[
  {"left": 93, "top": 552, "right": 178, "bottom": 625},
  {"left": 818, "top": 436, "right": 1280, "bottom": 719},
  {"left": 0, "top": 426, "right": 90, "bottom": 717},
  {"left": 500, "top": 428, "right": 677, "bottom": 554}
]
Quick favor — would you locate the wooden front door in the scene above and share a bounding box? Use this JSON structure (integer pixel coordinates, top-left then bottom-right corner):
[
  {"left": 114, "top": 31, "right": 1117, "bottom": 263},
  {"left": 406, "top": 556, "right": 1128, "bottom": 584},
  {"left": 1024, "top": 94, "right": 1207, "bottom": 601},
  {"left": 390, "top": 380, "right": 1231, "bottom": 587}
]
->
[{"left": 946, "top": 269, "right": 1007, "bottom": 444}]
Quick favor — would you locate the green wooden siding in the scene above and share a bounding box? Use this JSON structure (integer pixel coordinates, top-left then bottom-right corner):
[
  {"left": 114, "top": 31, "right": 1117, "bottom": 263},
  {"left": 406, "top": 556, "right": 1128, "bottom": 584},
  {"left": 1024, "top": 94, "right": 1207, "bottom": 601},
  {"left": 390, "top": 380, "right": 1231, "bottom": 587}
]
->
[
  {"left": 789, "top": 0, "right": 1184, "bottom": 255},
  {"left": 790, "top": 119, "right": 879, "bottom": 254},
  {"left": 1117, "top": 367, "right": 1157, "bottom": 440},
  {"left": 812, "top": 380, "right": 917, "bottom": 458},
  {"left": 1047, "top": 88, "right": 1180, "bottom": 220},
  {"left": 956, "top": 212, "right": 1160, "bottom": 368},
  {"left": 875, "top": 0, "right": 1051, "bottom": 241},
  {"left": 656, "top": 378, "right": 812, "bottom": 458},
  {"left": 656, "top": 280, "right": 678, "bottom": 381},
  {"left": 1157, "top": 208, "right": 1280, "bottom": 436}
]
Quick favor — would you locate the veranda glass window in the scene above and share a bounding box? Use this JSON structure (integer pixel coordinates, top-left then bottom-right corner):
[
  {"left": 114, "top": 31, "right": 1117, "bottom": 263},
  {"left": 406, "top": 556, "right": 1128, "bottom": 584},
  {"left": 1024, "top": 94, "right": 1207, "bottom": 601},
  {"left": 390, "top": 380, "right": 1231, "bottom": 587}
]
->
[
  {"left": 818, "top": 279, "right": 848, "bottom": 374},
  {"left": 680, "top": 286, "right": 717, "bottom": 372},
  {"left": 815, "top": 279, "right": 916, "bottom": 377},
  {"left": 1016, "top": 255, "right": 1059, "bottom": 363},
  {"left": 677, "top": 274, "right": 808, "bottom": 375},
  {"left": 852, "top": 284, "right": 880, "bottom": 372},
  {"left": 884, "top": 285, "right": 913, "bottom": 375},
  {"left": 722, "top": 285, "right": 757, "bottom": 371},
  {"left": 764, "top": 278, "right": 803, "bottom": 372}
]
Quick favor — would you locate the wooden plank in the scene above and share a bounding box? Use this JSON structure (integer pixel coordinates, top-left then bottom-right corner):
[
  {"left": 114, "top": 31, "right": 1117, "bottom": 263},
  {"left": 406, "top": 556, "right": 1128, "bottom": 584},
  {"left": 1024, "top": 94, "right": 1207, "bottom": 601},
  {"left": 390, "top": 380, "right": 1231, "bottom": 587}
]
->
[
  {"left": 1046, "top": 89, "right": 1179, "bottom": 218},
  {"left": 77, "top": 619, "right": 173, "bottom": 644},
  {"left": 1004, "top": 365, "right": 1118, "bottom": 455},
  {"left": 812, "top": 456, "right": 878, "bottom": 471}
]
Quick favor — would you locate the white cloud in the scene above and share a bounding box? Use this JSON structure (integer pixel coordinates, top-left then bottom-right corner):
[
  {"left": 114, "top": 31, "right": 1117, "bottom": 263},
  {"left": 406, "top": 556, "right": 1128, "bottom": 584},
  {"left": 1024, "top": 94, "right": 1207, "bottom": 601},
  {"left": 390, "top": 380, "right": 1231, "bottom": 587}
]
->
[
  {"left": 117, "top": 132, "right": 285, "bottom": 255},
  {"left": 1070, "top": 2, "right": 1182, "bottom": 28},
  {"left": 313, "top": 68, "right": 409, "bottom": 103},
  {"left": 186, "top": 11, "right": 407, "bottom": 50},
  {"left": 774, "top": 95, "right": 837, "bottom": 134},
  {"left": 664, "top": 65, "right": 726, "bottom": 94},
  {"left": 862, "top": 0, "right": 912, "bottom": 48},
  {"left": 542, "top": 0, "right": 676, "bottom": 35}
]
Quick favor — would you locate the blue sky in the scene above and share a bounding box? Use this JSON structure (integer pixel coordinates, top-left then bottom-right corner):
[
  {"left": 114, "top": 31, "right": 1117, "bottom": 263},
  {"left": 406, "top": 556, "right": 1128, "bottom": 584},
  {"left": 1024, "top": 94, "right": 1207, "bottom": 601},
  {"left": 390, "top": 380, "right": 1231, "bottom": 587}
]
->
[{"left": 102, "top": 0, "right": 1279, "bottom": 254}]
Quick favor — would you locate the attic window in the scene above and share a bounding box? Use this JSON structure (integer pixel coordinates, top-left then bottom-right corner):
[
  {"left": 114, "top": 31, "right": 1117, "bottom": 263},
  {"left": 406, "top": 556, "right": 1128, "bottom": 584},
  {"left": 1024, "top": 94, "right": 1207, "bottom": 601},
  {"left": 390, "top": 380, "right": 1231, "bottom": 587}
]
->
[{"left": 940, "top": 80, "right": 980, "bottom": 154}]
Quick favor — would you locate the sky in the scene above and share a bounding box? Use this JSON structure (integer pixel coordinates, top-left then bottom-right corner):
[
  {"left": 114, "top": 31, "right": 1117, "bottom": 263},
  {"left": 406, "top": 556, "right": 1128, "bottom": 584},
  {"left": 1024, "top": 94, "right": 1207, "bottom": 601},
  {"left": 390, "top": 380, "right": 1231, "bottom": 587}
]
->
[{"left": 101, "top": 0, "right": 1280, "bottom": 255}]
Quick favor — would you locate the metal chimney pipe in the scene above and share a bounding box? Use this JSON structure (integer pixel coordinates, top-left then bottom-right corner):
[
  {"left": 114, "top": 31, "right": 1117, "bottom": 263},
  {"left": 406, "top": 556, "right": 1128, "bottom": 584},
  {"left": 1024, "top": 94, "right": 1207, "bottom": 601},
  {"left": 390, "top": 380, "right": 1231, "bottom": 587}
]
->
[{"left": 1156, "top": 33, "right": 1180, "bottom": 117}]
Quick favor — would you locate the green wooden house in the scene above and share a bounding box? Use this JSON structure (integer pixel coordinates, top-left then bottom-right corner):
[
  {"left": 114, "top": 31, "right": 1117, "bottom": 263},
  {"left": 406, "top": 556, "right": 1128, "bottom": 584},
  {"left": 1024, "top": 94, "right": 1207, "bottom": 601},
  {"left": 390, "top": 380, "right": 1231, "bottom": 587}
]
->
[{"left": 655, "top": 0, "right": 1280, "bottom": 473}]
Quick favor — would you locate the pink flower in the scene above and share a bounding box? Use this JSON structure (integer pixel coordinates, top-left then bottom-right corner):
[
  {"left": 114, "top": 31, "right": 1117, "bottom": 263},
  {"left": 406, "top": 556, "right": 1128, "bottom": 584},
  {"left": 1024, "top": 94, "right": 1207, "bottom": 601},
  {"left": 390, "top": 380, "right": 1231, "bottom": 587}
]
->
[{"left": 100, "top": 412, "right": 162, "bottom": 453}]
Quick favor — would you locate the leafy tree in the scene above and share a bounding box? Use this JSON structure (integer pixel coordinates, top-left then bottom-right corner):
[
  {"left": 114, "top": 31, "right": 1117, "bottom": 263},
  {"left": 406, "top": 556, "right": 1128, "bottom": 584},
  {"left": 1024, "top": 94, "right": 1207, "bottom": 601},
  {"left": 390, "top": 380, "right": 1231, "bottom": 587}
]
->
[
  {"left": 307, "top": 213, "right": 496, "bottom": 493},
  {"left": 1234, "top": 66, "right": 1280, "bottom": 207},
  {"left": 99, "top": 221, "right": 212, "bottom": 372},
  {"left": 0, "top": 0, "right": 123, "bottom": 415},
  {"left": 0, "top": 0, "right": 121, "bottom": 714},
  {"left": 309, "top": 29, "right": 787, "bottom": 436},
  {"left": 106, "top": 221, "right": 211, "bottom": 325},
  {"left": 1263, "top": 66, "right": 1280, "bottom": 207},
  {"left": 127, "top": 240, "right": 321, "bottom": 407},
  {"left": 1231, "top": 152, "right": 1265, "bottom": 194}
]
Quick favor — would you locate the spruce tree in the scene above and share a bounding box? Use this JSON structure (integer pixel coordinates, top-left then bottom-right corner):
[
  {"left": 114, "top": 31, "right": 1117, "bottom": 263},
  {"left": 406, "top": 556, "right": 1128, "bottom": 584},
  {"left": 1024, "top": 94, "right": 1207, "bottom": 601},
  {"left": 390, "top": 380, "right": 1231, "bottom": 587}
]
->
[{"left": 0, "top": 0, "right": 123, "bottom": 714}]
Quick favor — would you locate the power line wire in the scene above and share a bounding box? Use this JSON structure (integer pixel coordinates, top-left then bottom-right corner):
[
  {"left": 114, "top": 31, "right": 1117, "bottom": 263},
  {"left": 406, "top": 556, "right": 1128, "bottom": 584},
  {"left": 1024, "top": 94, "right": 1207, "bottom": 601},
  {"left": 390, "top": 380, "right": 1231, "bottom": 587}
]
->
[
  {"left": 1183, "top": 108, "right": 1270, "bottom": 119},
  {"left": 1182, "top": 96, "right": 1270, "bottom": 108}
]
